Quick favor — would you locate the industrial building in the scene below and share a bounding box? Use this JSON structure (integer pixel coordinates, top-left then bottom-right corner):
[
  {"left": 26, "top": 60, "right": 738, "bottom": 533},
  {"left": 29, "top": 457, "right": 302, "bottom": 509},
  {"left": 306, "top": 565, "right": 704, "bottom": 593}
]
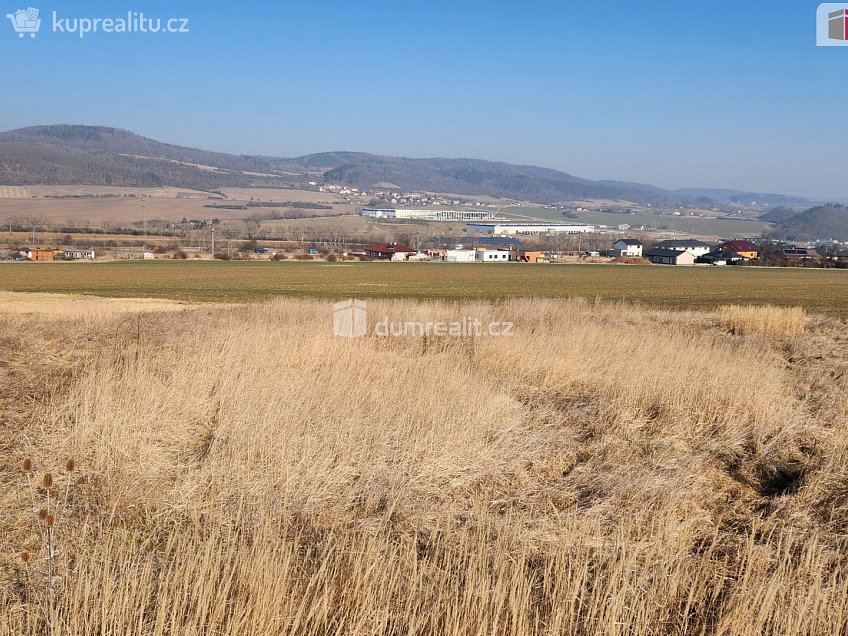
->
[
  {"left": 362, "top": 208, "right": 493, "bottom": 221},
  {"left": 466, "top": 222, "right": 595, "bottom": 236}
]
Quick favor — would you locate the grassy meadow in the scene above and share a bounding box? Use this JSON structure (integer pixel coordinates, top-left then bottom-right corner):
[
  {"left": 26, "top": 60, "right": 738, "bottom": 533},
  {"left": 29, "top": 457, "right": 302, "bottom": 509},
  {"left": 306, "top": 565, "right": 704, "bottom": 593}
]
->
[
  {"left": 2, "top": 295, "right": 848, "bottom": 634},
  {"left": 2, "top": 260, "right": 848, "bottom": 316}
]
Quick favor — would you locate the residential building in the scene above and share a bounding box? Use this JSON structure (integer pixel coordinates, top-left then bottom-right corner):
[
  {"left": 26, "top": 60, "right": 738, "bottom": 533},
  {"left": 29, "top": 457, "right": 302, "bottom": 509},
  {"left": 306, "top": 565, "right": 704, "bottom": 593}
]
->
[
  {"left": 645, "top": 247, "right": 696, "bottom": 266},
  {"left": 610, "top": 239, "right": 643, "bottom": 258},
  {"left": 781, "top": 248, "right": 819, "bottom": 260},
  {"left": 700, "top": 250, "right": 745, "bottom": 265},
  {"left": 475, "top": 249, "right": 511, "bottom": 262},
  {"left": 653, "top": 239, "right": 712, "bottom": 258},
  {"left": 364, "top": 243, "right": 418, "bottom": 260},
  {"left": 509, "top": 250, "right": 545, "bottom": 263},
  {"left": 718, "top": 240, "right": 759, "bottom": 259}
]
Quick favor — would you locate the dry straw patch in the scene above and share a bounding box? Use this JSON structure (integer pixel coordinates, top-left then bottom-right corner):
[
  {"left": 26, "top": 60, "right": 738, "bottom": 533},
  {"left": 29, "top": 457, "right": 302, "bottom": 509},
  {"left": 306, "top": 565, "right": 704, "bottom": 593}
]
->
[
  {"left": 719, "top": 304, "right": 806, "bottom": 337},
  {"left": 1, "top": 296, "right": 847, "bottom": 635}
]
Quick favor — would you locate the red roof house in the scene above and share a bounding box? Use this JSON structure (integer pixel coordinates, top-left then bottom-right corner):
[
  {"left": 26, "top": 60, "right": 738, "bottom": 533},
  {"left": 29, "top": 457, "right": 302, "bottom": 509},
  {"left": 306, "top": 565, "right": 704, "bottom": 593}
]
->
[{"left": 718, "top": 240, "right": 759, "bottom": 258}]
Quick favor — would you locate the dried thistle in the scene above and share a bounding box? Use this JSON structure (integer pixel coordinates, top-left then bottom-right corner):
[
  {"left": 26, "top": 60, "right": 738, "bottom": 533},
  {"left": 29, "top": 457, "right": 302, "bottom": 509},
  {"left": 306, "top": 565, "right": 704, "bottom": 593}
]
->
[
  {"left": 20, "top": 551, "right": 30, "bottom": 564},
  {"left": 23, "top": 458, "right": 33, "bottom": 472},
  {"left": 43, "top": 473, "right": 53, "bottom": 489},
  {"left": 65, "top": 459, "right": 75, "bottom": 473},
  {"left": 46, "top": 514, "right": 55, "bottom": 527},
  {"left": 38, "top": 508, "right": 48, "bottom": 522}
]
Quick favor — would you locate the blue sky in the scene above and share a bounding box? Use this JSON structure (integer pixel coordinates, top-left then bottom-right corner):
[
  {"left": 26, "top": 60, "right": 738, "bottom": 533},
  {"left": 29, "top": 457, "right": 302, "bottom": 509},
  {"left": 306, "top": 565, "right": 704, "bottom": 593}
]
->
[{"left": 1, "top": 0, "right": 846, "bottom": 199}]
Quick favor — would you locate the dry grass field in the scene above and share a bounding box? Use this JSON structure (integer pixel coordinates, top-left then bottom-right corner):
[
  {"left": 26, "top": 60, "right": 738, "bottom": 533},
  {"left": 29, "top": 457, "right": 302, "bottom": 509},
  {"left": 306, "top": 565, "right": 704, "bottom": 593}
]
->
[
  {"left": 1, "top": 295, "right": 847, "bottom": 634},
  {"left": 0, "top": 187, "right": 358, "bottom": 224}
]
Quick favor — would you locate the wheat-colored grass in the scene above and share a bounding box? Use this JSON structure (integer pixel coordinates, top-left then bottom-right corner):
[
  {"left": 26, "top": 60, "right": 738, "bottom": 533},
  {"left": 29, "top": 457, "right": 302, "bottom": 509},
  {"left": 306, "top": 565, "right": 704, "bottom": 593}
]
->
[
  {"left": 1, "top": 296, "right": 847, "bottom": 635},
  {"left": 719, "top": 304, "right": 806, "bottom": 337}
]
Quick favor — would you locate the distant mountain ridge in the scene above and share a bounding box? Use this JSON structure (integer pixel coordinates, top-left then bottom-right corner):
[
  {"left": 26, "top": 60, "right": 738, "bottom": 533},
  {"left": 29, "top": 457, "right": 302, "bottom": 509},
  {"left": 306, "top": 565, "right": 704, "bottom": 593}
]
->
[
  {"left": 0, "top": 124, "right": 820, "bottom": 206},
  {"left": 763, "top": 204, "right": 848, "bottom": 241}
]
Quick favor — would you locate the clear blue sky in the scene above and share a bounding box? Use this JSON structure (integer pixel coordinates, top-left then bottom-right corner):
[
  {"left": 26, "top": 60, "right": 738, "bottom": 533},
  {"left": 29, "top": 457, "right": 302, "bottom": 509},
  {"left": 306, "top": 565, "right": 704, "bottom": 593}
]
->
[{"left": 1, "top": 0, "right": 846, "bottom": 199}]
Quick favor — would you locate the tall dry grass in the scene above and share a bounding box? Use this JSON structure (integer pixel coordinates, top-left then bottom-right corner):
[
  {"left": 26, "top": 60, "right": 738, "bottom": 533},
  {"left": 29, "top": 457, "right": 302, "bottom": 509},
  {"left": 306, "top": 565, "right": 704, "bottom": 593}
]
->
[
  {"left": 719, "top": 304, "right": 806, "bottom": 337},
  {"left": 1, "top": 296, "right": 847, "bottom": 635}
]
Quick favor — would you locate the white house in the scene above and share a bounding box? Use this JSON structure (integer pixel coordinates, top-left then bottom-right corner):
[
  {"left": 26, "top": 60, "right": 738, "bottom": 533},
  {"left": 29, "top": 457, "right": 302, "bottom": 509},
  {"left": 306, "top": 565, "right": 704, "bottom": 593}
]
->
[
  {"left": 645, "top": 248, "right": 696, "bottom": 266},
  {"left": 652, "top": 239, "right": 712, "bottom": 258},
  {"left": 475, "top": 249, "right": 511, "bottom": 262},
  {"left": 610, "top": 239, "right": 643, "bottom": 258}
]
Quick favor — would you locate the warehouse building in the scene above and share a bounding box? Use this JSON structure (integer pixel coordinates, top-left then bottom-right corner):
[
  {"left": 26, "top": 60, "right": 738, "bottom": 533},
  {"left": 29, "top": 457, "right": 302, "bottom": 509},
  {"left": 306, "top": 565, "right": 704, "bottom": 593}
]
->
[
  {"left": 466, "top": 222, "right": 595, "bottom": 236},
  {"left": 362, "top": 208, "right": 493, "bottom": 221}
]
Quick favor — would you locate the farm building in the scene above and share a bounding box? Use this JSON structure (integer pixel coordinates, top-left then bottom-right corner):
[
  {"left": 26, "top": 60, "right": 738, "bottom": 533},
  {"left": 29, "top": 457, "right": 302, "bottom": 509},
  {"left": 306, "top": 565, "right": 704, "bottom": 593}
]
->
[
  {"left": 364, "top": 243, "right": 418, "bottom": 261},
  {"left": 645, "top": 248, "right": 696, "bottom": 266},
  {"left": 475, "top": 249, "right": 511, "bottom": 262},
  {"left": 63, "top": 249, "right": 95, "bottom": 260},
  {"left": 466, "top": 222, "right": 595, "bottom": 236},
  {"left": 718, "top": 240, "right": 759, "bottom": 259},
  {"left": 610, "top": 239, "right": 643, "bottom": 258},
  {"left": 19, "top": 248, "right": 55, "bottom": 262},
  {"left": 652, "top": 239, "right": 712, "bottom": 258}
]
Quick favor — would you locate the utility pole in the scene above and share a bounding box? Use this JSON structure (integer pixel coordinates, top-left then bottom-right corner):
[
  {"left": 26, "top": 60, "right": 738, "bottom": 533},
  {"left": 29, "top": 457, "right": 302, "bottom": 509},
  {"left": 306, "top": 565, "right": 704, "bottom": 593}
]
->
[
  {"left": 31, "top": 224, "right": 35, "bottom": 245},
  {"left": 142, "top": 198, "right": 148, "bottom": 237},
  {"left": 211, "top": 227, "right": 215, "bottom": 255},
  {"left": 7, "top": 216, "right": 11, "bottom": 235}
]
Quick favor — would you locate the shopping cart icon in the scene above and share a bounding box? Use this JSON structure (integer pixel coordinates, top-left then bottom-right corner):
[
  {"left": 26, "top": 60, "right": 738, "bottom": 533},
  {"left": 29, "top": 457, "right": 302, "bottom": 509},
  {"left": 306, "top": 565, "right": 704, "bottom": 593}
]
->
[{"left": 6, "top": 7, "right": 41, "bottom": 38}]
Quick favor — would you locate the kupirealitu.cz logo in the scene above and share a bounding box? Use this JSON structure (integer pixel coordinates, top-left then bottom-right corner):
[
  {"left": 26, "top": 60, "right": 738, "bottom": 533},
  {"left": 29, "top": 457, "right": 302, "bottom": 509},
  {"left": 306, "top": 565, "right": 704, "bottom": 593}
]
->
[
  {"left": 817, "top": 4, "right": 848, "bottom": 46},
  {"left": 6, "top": 7, "right": 190, "bottom": 39}
]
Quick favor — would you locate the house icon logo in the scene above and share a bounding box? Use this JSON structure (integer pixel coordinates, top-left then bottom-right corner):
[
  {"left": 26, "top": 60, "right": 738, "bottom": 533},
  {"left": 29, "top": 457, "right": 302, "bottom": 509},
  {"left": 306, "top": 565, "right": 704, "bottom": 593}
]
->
[
  {"left": 817, "top": 4, "right": 848, "bottom": 45},
  {"left": 829, "top": 7, "right": 848, "bottom": 39},
  {"left": 6, "top": 7, "right": 41, "bottom": 38},
  {"left": 333, "top": 299, "right": 367, "bottom": 337}
]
